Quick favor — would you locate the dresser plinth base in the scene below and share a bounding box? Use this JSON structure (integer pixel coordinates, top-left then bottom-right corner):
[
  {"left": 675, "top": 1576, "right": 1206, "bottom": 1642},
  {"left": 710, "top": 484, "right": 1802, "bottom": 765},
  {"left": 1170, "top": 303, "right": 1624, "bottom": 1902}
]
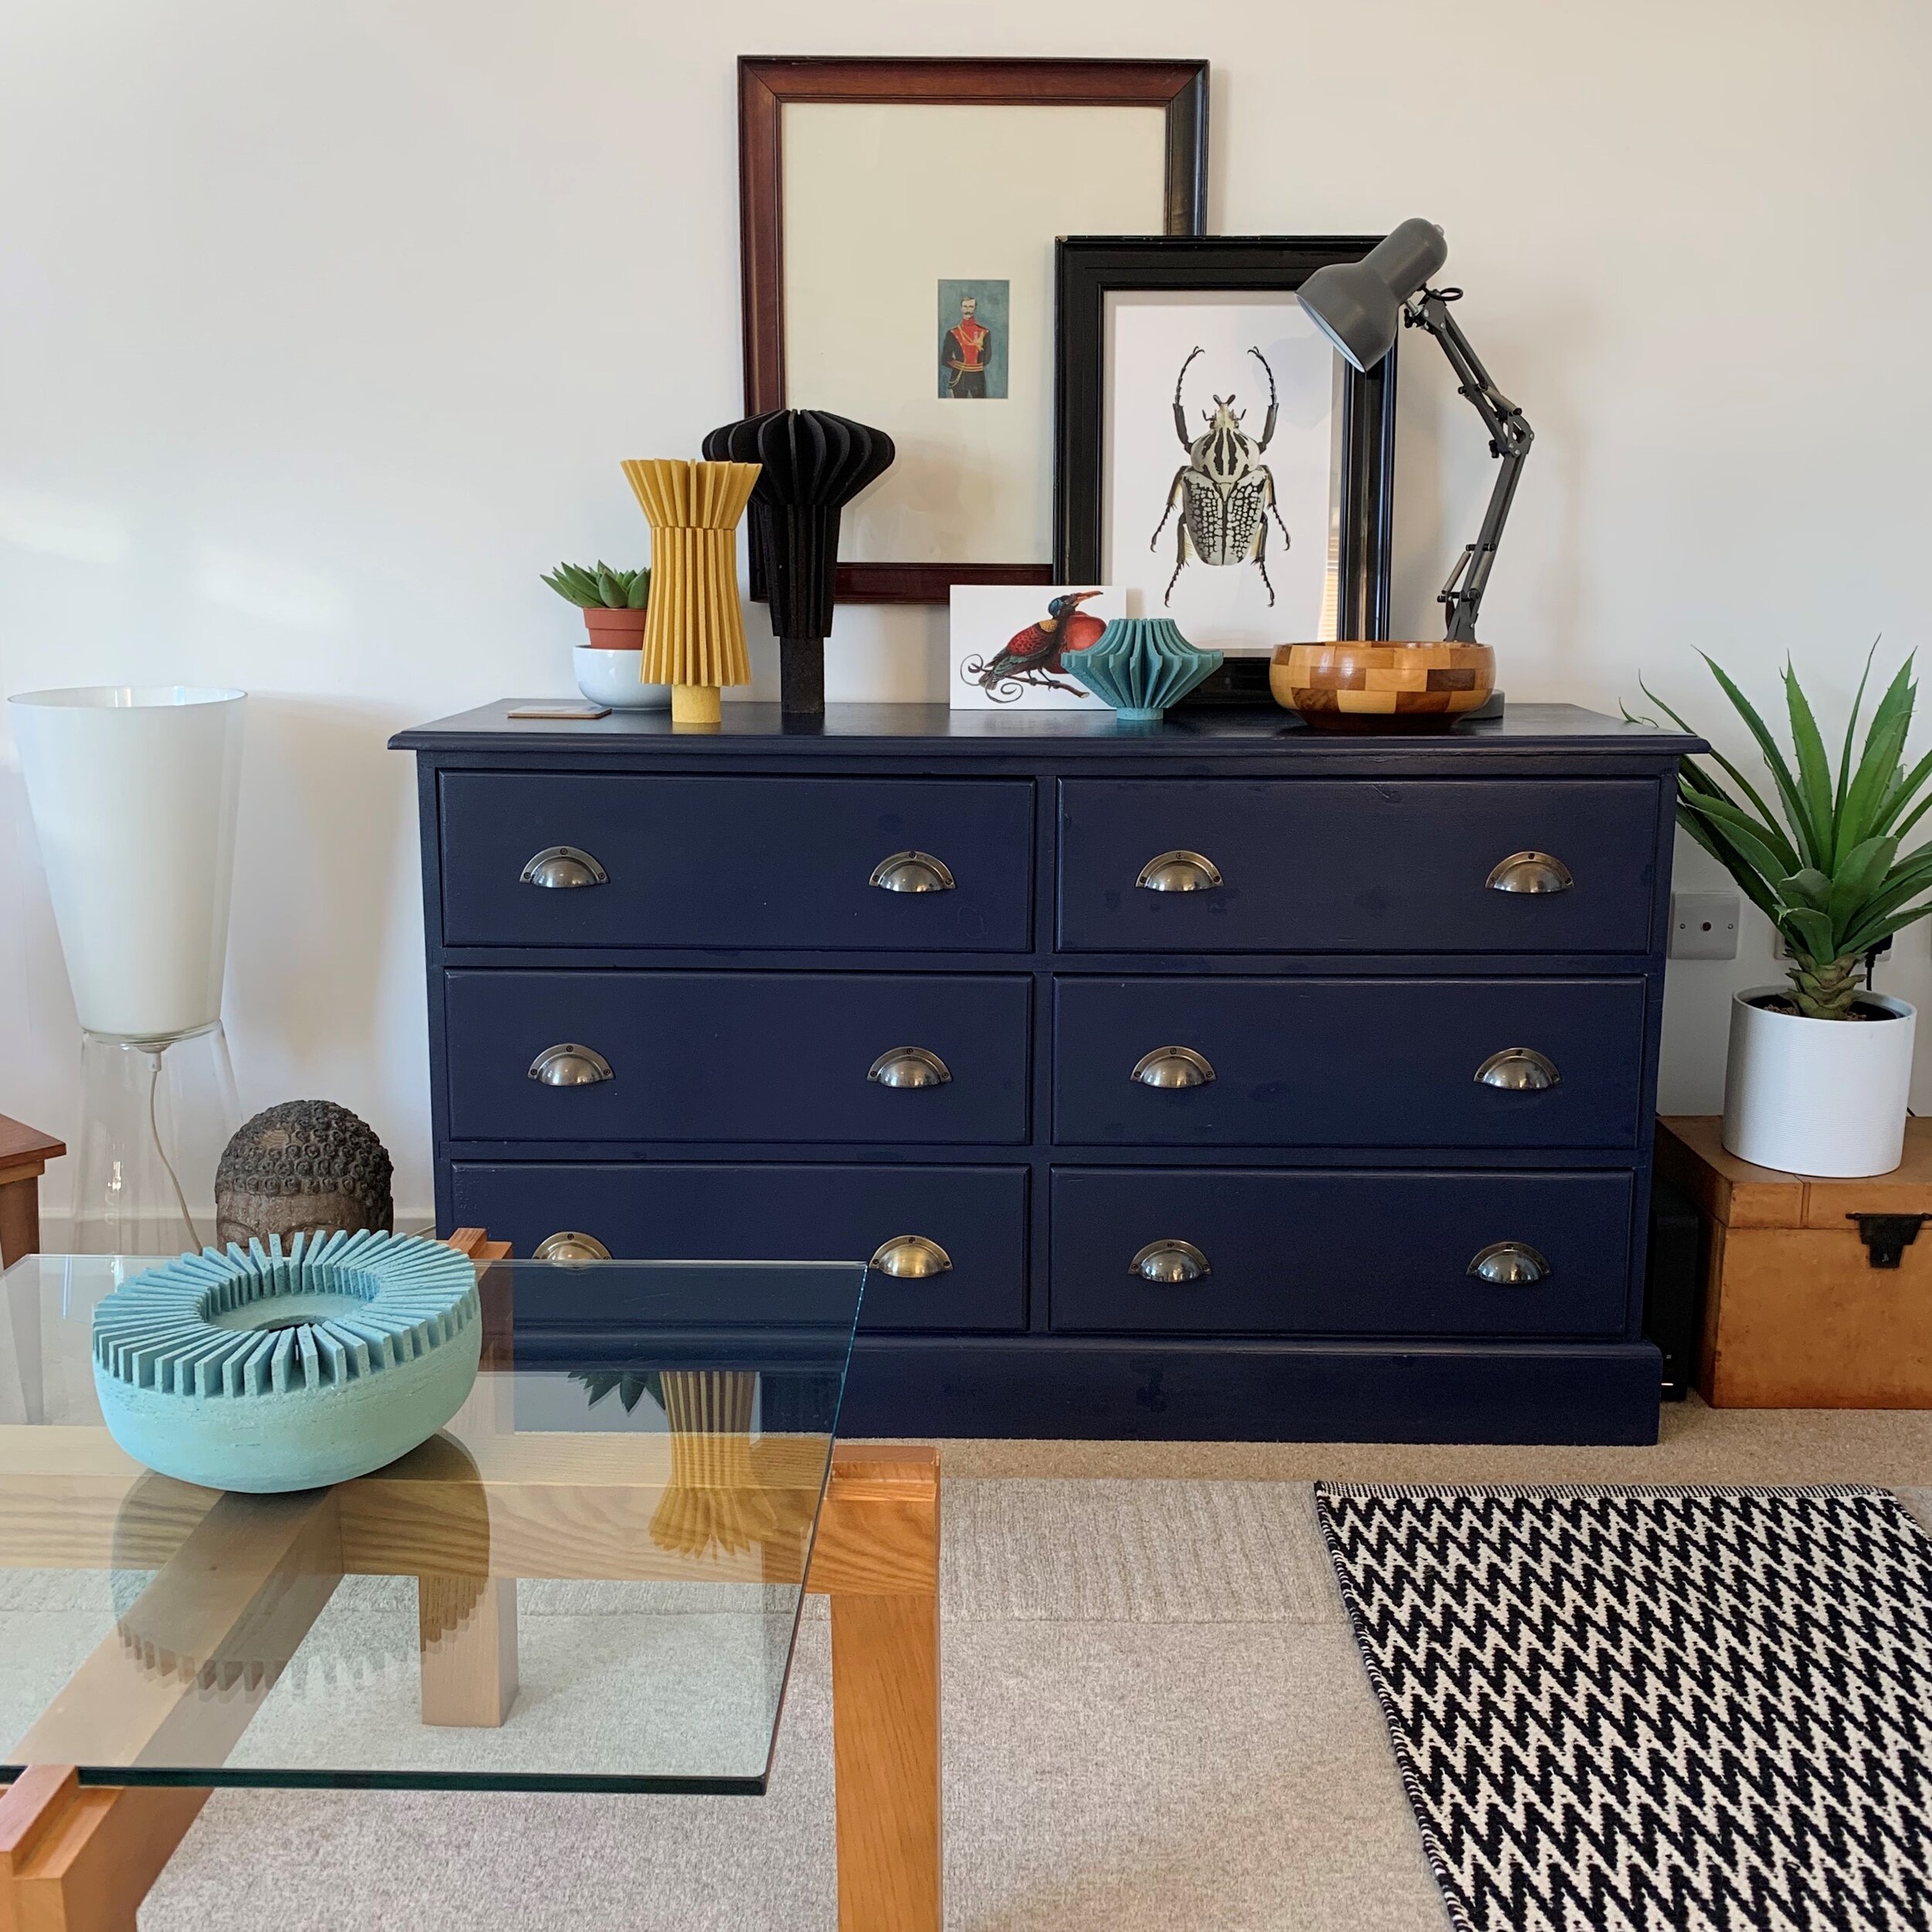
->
[{"left": 841, "top": 1336, "right": 1664, "bottom": 1445}]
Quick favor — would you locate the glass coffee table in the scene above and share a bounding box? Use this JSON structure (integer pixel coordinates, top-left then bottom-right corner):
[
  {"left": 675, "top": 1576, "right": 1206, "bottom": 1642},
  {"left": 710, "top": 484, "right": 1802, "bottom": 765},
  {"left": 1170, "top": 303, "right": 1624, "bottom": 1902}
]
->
[{"left": 0, "top": 1233, "right": 940, "bottom": 1931}]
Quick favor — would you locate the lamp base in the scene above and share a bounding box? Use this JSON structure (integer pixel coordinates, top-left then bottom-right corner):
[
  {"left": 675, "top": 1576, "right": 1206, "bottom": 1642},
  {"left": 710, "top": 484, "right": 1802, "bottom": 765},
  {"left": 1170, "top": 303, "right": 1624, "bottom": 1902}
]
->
[{"left": 70, "top": 1022, "right": 239, "bottom": 1255}]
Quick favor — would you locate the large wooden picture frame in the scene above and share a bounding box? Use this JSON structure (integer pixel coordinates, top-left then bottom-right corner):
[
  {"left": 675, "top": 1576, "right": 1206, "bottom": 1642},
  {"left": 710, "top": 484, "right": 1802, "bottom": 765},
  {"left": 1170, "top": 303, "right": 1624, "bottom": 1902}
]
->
[
  {"left": 738, "top": 56, "right": 1209, "bottom": 604},
  {"left": 1054, "top": 236, "right": 1399, "bottom": 700}
]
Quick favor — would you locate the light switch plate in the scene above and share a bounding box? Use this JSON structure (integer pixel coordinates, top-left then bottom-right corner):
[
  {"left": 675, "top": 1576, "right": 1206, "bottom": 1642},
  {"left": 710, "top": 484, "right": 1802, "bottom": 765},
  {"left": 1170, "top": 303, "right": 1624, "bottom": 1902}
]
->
[{"left": 1670, "top": 891, "right": 1740, "bottom": 960}]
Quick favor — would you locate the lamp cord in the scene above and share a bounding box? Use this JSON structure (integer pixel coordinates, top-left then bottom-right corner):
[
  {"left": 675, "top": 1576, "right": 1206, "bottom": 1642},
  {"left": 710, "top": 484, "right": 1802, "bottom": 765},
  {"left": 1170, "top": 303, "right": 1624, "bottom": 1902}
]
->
[{"left": 146, "top": 1049, "right": 203, "bottom": 1250}]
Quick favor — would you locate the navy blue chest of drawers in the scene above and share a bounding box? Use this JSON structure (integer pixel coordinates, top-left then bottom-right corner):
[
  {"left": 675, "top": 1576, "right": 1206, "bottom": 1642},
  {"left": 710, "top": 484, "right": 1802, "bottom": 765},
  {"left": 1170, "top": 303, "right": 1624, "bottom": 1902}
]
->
[{"left": 392, "top": 700, "right": 1699, "bottom": 1444}]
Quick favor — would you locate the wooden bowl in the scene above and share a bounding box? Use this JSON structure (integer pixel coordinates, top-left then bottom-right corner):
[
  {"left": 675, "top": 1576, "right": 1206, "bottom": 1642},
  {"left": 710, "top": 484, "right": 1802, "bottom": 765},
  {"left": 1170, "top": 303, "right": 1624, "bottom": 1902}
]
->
[{"left": 1270, "top": 641, "right": 1495, "bottom": 733}]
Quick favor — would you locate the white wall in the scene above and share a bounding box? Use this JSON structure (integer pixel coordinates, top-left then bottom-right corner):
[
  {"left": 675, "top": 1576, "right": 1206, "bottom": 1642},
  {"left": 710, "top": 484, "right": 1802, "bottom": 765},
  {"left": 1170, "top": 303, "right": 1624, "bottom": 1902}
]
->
[{"left": 5, "top": 0, "right": 1930, "bottom": 1220}]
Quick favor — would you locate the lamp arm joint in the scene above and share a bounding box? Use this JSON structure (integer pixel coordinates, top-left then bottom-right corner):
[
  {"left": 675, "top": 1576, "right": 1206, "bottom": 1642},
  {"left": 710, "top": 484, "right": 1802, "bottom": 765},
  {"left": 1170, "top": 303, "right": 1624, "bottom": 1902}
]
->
[{"left": 1405, "top": 292, "right": 1532, "bottom": 457}]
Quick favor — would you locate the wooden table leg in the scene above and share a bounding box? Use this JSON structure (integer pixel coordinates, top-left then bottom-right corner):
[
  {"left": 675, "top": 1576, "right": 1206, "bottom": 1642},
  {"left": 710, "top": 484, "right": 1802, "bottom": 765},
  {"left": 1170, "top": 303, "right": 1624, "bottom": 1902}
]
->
[
  {"left": 419, "top": 1236, "right": 518, "bottom": 1728},
  {"left": 2, "top": 1487, "right": 342, "bottom": 1932},
  {"left": 420, "top": 1577, "right": 519, "bottom": 1728},
  {"left": 806, "top": 1445, "right": 942, "bottom": 1932},
  {"left": 0, "top": 1768, "right": 207, "bottom": 1932}
]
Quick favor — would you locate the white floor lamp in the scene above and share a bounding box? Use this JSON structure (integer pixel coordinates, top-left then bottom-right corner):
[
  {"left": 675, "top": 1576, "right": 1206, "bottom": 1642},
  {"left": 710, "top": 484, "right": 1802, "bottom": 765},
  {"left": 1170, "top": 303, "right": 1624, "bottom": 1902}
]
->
[{"left": 9, "top": 685, "right": 246, "bottom": 1254}]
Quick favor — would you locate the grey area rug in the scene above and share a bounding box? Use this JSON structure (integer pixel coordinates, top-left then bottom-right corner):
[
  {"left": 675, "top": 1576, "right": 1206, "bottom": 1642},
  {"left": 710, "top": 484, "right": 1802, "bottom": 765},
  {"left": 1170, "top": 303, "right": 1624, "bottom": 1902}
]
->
[
  {"left": 135, "top": 1480, "right": 1420, "bottom": 1932},
  {"left": 1318, "top": 1483, "right": 1932, "bottom": 1932},
  {"left": 109, "top": 1479, "right": 1932, "bottom": 1930}
]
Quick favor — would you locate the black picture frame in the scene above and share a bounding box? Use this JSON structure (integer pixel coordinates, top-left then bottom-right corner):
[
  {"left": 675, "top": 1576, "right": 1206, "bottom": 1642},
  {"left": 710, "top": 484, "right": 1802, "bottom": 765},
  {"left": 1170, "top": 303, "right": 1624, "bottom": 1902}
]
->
[{"left": 1053, "top": 236, "right": 1398, "bottom": 702}]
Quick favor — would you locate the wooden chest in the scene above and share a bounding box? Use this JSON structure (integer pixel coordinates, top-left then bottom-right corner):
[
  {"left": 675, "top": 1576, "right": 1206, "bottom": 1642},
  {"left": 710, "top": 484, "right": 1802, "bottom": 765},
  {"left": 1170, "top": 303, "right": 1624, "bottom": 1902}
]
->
[
  {"left": 392, "top": 700, "right": 1697, "bottom": 1443},
  {"left": 1657, "top": 1115, "right": 1932, "bottom": 1407}
]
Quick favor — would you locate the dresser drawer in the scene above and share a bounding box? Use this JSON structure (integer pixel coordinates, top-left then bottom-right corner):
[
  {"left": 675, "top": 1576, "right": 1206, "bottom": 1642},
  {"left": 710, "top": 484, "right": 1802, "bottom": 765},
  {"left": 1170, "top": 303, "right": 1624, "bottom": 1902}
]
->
[
  {"left": 1057, "top": 780, "right": 1659, "bottom": 953},
  {"left": 1054, "top": 976, "right": 1646, "bottom": 1150},
  {"left": 441, "top": 773, "right": 1034, "bottom": 951},
  {"left": 1050, "top": 1168, "right": 1633, "bottom": 1336},
  {"left": 444, "top": 971, "right": 1030, "bottom": 1144},
  {"left": 451, "top": 1162, "right": 1027, "bottom": 1332}
]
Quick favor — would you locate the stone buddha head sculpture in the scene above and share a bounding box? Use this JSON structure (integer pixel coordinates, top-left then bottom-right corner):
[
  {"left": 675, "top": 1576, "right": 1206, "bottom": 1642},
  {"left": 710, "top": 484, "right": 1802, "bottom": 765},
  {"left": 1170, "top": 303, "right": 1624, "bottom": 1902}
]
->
[{"left": 213, "top": 1099, "right": 394, "bottom": 1250}]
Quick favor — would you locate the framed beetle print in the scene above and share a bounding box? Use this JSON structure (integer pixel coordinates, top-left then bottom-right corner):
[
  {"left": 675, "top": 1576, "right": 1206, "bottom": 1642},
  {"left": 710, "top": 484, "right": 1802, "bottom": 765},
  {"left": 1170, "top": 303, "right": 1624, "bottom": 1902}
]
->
[
  {"left": 1054, "top": 237, "right": 1397, "bottom": 696},
  {"left": 738, "top": 56, "right": 1209, "bottom": 604}
]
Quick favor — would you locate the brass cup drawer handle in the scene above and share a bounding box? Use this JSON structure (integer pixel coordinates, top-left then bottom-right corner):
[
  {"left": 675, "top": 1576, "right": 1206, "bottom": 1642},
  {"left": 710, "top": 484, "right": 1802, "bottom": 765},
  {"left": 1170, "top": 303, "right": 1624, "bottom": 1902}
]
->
[
  {"left": 1133, "top": 1046, "right": 1216, "bottom": 1089},
  {"left": 1485, "top": 850, "right": 1573, "bottom": 894},
  {"left": 527, "top": 1043, "right": 614, "bottom": 1086},
  {"left": 1137, "top": 849, "right": 1223, "bottom": 893},
  {"left": 870, "top": 850, "right": 956, "bottom": 893},
  {"left": 868, "top": 1047, "right": 952, "bottom": 1090},
  {"left": 1475, "top": 1047, "right": 1561, "bottom": 1090},
  {"left": 869, "top": 1236, "right": 953, "bottom": 1280},
  {"left": 533, "top": 1230, "right": 611, "bottom": 1263},
  {"left": 1131, "top": 1240, "right": 1211, "bottom": 1284},
  {"left": 1467, "top": 1241, "right": 1551, "bottom": 1285},
  {"left": 521, "top": 845, "right": 609, "bottom": 889}
]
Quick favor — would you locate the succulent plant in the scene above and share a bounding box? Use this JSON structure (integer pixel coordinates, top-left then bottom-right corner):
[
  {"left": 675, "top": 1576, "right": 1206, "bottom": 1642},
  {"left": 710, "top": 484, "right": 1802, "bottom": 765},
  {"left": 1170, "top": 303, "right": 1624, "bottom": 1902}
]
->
[
  {"left": 574, "top": 1369, "right": 663, "bottom": 1415},
  {"left": 1634, "top": 649, "right": 1932, "bottom": 1019},
  {"left": 542, "top": 561, "right": 650, "bottom": 610}
]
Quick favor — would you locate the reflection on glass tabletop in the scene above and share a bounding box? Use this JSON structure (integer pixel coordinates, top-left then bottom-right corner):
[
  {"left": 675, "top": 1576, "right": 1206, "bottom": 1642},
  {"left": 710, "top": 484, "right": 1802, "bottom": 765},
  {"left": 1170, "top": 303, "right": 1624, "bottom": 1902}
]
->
[{"left": 0, "top": 1253, "right": 863, "bottom": 1794}]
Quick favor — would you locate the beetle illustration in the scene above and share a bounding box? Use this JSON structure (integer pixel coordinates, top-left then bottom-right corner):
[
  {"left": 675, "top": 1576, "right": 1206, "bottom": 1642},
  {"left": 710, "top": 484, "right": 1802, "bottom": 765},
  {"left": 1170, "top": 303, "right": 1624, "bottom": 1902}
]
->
[{"left": 1149, "top": 345, "right": 1291, "bottom": 606}]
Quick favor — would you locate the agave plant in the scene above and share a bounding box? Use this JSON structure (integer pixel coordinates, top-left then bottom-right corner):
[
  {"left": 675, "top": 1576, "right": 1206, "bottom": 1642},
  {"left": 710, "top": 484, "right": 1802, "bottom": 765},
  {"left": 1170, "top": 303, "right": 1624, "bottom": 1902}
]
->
[
  {"left": 1635, "top": 652, "right": 1932, "bottom": 1019},
  {"left": 542, "top": 561, "right": 649, "bottom": 609},
  {"left": 573, "top": 1368, "right": 663, "bottom": 1414}
]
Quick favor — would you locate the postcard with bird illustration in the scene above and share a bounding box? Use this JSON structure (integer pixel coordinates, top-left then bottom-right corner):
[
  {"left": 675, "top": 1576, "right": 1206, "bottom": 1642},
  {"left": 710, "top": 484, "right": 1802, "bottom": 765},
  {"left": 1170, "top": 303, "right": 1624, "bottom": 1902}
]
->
[{"left": 949, "top": 583, "right": 1126, "bottom": 711}]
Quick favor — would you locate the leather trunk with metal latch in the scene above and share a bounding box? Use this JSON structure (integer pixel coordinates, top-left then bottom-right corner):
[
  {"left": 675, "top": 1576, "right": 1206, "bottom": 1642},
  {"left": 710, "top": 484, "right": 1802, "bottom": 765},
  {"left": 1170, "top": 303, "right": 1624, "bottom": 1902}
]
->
[{"left": 1655, "top": 1114, "right": 1932, "bottom": 1406}]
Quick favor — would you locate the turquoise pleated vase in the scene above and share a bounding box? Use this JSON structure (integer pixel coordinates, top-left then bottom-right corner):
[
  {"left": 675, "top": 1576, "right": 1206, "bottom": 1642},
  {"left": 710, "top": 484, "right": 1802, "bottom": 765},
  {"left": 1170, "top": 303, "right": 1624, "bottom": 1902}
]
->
[{"left": 1070, "top": 618, "right": 1223, "bottom": 722}]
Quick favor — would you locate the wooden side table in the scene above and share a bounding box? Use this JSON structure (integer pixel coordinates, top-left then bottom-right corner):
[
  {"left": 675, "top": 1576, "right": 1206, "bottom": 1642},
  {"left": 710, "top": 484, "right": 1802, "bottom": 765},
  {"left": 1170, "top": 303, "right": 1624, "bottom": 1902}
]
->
[
  {"left": 0, "top": 1116, "right": 64, "bottom": 1270},
  {"left": 1656, "top": 1115, "right": 1932, "bottom": 1407}
]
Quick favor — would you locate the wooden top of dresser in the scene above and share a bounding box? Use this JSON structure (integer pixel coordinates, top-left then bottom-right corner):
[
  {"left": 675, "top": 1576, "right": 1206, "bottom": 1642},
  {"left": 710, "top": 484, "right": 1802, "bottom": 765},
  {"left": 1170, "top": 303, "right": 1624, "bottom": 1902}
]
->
[{"left": 391, "top": 701, "right": 1702, "bottom": 762}]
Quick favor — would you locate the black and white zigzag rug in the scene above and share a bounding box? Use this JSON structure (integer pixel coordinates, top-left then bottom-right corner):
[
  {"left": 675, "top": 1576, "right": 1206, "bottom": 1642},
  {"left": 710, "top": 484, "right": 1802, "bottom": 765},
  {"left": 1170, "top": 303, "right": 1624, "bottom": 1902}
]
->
[{"left": 1316, "top": 1484, "right": 1932, "bottom": 1932}]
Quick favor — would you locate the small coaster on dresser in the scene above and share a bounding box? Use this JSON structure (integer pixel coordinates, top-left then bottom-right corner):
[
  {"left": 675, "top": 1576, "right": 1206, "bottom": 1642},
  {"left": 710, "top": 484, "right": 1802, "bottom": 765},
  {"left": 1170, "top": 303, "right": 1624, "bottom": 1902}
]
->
[{"left": 1318, "top": 1482, "right": 1932, "bottom": 1932}]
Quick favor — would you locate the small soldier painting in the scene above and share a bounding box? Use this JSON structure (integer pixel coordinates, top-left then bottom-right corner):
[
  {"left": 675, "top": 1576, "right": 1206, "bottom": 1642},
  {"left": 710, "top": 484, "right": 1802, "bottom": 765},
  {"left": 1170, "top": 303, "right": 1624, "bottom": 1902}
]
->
[{"left": 937, "top": 279, "right": 1009, "bottom": 400}]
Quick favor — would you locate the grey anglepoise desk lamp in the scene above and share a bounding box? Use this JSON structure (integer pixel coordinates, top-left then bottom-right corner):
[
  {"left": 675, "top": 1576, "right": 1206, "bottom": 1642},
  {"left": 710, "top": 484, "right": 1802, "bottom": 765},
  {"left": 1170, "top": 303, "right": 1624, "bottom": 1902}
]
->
[{"left": 1299, "top": 219, "right": 1532, "bottom": 645}]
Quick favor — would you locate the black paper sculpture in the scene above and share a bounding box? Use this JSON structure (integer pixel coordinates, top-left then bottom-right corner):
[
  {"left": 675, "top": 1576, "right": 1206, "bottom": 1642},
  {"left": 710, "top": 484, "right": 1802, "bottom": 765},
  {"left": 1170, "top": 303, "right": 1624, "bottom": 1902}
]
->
[{"left": 701, "top": 409, "right": 895, "bottom": 715}]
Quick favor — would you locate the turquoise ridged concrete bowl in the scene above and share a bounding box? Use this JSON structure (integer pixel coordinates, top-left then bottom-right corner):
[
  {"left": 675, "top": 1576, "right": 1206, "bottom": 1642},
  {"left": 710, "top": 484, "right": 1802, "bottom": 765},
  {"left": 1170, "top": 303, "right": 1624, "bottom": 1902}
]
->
[{"left": 91, "top": 1229, "right": 481, "bottom": 1493}]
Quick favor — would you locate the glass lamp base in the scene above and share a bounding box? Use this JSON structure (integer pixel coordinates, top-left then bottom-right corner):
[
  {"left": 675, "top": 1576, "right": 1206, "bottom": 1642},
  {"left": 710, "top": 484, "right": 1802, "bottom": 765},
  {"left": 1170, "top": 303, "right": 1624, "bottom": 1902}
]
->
[{"left": 70, "top": 1022, "right": 240, "bottom": 1255}]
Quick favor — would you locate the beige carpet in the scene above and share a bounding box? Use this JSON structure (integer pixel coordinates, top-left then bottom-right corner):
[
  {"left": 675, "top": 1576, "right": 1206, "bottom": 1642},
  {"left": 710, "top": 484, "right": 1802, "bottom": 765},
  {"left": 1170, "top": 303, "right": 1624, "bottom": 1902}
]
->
[{"left": 138, "top": 1400, "right": 1931, "bottom": 1932}]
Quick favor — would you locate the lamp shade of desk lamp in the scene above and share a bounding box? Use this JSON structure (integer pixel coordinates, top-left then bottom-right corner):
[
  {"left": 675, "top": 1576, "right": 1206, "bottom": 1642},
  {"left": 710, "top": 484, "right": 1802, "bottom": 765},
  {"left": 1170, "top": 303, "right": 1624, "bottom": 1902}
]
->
[
  {"left": 621, "top": 459, "right": 762, "bottom": 727},
  {"left": 700, "top": 410, "right": 895, "bottom": 716},
  {"left": 1297, "top": 218, "right": 1449, "bottom": 371}
]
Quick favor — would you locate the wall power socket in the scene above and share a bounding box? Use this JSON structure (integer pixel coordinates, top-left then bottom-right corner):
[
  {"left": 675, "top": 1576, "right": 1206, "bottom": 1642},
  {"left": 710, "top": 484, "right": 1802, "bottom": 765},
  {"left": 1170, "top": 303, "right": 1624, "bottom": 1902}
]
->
[{"left": 1669, "top": 891, "right": 1740, "bottom": 960}]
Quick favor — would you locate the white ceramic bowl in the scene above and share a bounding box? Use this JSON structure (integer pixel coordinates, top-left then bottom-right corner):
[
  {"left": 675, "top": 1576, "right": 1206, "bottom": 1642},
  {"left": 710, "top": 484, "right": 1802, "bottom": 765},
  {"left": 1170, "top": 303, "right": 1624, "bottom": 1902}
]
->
[{"left": 573, "top": 645, "right": 671, "bottom": 712}]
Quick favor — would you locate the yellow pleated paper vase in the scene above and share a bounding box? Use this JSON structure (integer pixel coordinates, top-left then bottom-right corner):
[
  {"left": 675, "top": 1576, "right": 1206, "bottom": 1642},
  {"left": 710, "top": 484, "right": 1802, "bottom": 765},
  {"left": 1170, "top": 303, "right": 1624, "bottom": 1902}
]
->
[{"left": 622, "top": 458, "right": 762, "bottom": 726}]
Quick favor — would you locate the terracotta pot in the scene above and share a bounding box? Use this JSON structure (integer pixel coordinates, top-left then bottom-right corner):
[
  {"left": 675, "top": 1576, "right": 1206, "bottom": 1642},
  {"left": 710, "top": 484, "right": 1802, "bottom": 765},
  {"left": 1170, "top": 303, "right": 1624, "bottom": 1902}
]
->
[
  {"left": 580, "top": 606, "right": 649, "bottom": 648},
  {"left": 1270, "top": 640, "right": 1495, "bottom": 733}
]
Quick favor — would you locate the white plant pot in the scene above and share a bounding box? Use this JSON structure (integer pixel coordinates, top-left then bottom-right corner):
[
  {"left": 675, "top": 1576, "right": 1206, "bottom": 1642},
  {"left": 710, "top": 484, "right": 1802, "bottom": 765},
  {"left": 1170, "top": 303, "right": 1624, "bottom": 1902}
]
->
[
  {"left": 9, "top": 685, "right": 246, "bottom": 1039},
  {"left": 1722, "top": 985, "right": 1917, "bottom": 1177},
  {"left": 573, "top": 646, "right": 670, "bottom": 712}
]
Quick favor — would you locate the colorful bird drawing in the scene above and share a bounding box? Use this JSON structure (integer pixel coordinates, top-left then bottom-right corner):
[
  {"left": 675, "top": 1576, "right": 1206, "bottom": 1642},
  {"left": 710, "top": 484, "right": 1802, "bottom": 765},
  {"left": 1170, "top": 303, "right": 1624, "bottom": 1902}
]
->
[{"left": 960, "top": 590, "right": 1107, "bottom": 704}]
